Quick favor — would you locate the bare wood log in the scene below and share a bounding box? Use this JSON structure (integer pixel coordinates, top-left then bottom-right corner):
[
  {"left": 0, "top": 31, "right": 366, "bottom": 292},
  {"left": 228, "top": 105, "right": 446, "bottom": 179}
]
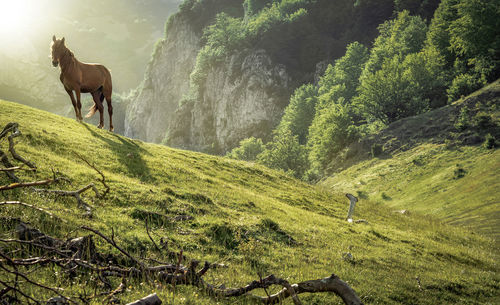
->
[{"left": 126, "top": 293, "right": 162, "bottom": 305}]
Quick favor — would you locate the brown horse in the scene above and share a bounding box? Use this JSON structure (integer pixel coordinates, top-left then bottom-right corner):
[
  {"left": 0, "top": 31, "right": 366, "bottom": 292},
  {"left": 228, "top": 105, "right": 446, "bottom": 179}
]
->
[{"left": 51, "top": 35, "right": 113, "bottom": 131}]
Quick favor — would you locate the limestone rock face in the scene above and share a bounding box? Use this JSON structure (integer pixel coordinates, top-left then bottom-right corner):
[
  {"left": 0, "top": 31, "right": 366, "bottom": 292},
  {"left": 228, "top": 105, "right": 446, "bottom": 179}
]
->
[
  {"left": 124, "top": 14, "right": 293, "bottom": 154},
  {"left": 167, "top": 49, "right": 292, "bottom": 154},
  {"left": 124, "top": 17, "right": 201, "bottom": 143}
]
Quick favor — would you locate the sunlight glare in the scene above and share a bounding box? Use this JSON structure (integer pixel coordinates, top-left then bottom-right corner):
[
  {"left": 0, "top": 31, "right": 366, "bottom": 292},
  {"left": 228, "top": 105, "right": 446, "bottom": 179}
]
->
[{"left": 0, "top": 0, "right": 36, "bottom": 38}]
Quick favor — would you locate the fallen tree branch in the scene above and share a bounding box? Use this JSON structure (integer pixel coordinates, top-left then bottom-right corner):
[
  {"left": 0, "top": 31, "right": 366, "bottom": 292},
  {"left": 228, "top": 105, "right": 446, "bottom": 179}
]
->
[
  {"left": 0, "top": 165, "right": 36, "bottom": 172},
  {"left": 33, "top": 184, "right": 97, "bottom": 217},
  {"left": 0, "top": 221, "right": 363, "bottom": 305},
  {"left": 74, "top": 152, "right": 110, "bottom": 199},
  {"left": 0, "top": 178, "right": 59, "bottom": 191},
  {"left": 0, "top": 201, "right": 56, "bottom": 218}
]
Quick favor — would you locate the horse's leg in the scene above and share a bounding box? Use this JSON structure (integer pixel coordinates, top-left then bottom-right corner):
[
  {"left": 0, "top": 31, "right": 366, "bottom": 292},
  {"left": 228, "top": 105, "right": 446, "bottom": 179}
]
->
[
  {"left": 75, "top": 88, "right": 83, "bottom": 121},
  {"left": 103, "top": 92, "right": 113, "bottom": 132},
  {"left": 91, "top": 92, "right": 104, "bottom": 128},
  {"left": 64, "top": 88, "right": 79, "bottom": 120}
]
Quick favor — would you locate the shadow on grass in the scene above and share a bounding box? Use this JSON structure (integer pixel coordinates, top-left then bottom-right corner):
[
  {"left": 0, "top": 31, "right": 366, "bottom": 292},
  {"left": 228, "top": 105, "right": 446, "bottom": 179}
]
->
[{"left": 83, "top": 123, "right": 155, "bottom": 183}]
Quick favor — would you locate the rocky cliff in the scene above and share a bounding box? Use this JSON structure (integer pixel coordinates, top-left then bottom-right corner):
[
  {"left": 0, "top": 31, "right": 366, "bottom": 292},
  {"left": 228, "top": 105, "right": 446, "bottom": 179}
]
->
[
  {"left": 167, "top": 49, "right": 292, "bottom": 153},
  {"left": 124, "top": 0, "right": 438, "bottom": 153},
  {"left": 125, "top": 15, "right": 201, "bottom": 143}
]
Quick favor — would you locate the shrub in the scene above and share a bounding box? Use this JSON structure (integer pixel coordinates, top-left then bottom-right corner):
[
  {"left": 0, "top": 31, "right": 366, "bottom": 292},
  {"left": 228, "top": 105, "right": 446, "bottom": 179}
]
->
[
  {"left": 484, "top": 133, "right": 497, "bottom": 149},
  {"left": 257, "top": 130, "right": 309, "bottom": 179},
  {"left": 473, "top": 113, "right": 494, "bottom": 130},
  {"left": 447, "top": 73, "right": 485, "bottom": 102},
  {"left": 453, "top": 164, "right": 466, "bottom": 179},
  {"left": 371, "top": 143, "right": 383, "bottom": 157},
  {"left": 454, "top": 107, "right": 471, "bottom": 131},
  {"left": 226, "top": 137, "right": 264, "bottom": 161}
]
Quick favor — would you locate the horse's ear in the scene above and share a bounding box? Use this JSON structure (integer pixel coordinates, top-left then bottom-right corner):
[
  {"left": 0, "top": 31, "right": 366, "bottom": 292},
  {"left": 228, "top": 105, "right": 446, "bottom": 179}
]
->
[
  {"left": 61, "top": 37, "right": 65, "bottom": 44},
  {"left": 52, "top": 35, "right": 56, "bottom": 42}
]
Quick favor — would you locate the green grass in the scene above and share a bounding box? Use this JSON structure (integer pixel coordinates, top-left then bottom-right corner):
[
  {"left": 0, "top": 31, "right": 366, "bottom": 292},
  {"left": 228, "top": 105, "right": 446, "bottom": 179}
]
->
[
  {"left": 0, "top": 99, "right": 499, "bottom": 304},
  {"left": 322, "top": 80, "right": 500, "bottom": 242}
]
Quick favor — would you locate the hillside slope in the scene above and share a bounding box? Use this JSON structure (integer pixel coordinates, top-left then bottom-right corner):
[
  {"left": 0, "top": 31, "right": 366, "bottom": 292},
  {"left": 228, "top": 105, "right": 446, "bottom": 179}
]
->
[
  {"left": 322, "top": 80, "right": 500, "bottom": 240},
  {"left": 1, "top": 100, "right": 498, "bottom": 304}
]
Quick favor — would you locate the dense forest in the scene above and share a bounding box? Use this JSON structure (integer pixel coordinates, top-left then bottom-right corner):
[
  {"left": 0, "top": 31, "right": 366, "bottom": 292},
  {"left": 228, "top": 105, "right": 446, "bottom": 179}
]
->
[{"left": 225, "top": 0, "right": 499, "bottom": 180}]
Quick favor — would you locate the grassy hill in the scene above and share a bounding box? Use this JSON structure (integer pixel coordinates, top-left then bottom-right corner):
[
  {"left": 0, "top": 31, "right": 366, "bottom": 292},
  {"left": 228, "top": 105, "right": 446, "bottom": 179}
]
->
[
  {"left": 322, "top": 80, "right": 500, "bottom": 241},
  {"left": 0, "top": 99, "right": 498, "bottom": 304}
]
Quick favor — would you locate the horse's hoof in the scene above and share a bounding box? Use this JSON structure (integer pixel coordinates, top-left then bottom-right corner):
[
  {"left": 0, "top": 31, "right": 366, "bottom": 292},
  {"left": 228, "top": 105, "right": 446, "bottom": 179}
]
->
[
  {"left": 109, "top": 127, "right": 114, "bottom": 132},
  {"left": 97, "top": 125, "right": 103, "bottom": 129}
]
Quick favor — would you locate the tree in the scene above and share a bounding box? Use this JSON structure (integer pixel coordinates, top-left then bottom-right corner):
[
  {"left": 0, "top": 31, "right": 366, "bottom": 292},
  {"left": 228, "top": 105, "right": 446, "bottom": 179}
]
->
[
  {"left": 307, "top": 103, "right": 359, "bottom": 177},
  {"left": 317, "top": 42, "right": 369, "bottom": 106},
  {"left": 275, "top": 84, "right": 318, "bottom": 145},
  {"left": 355, "top": 46, "right": 446, "bottom": 124},
  {"left": 257, "top": 130, "right": 309, "bottom": 178},
  {"left": 226, "top": 137, "right": 264, "bottom": 161},
  {"left": 361, "top": 10, "right": 428, "bottom": 77},
  {"left": 427, "top": 0, "right": 500, "bottom": 101}
]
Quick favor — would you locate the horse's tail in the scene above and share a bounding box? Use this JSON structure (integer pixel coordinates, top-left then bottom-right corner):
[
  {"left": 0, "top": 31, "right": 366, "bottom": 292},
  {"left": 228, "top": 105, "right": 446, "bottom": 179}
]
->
[{"left": 85, "top": 103, "right": 97, "bottom": 118}]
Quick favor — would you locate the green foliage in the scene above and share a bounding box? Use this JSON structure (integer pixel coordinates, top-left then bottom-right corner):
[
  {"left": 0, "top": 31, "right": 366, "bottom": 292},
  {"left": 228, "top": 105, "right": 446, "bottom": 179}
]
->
[
  {"left": 427, "top": 0, "right": 500, "bottom": 99},
  {"left": 317, "top": 42, "right": 369, "bottom": 105},
  {"left": 371, "top": 143, "right": 384, "bottom": 157},
  {"left": 356, "top": 55, "right": 426, "bottom": 124},
  {"left": 226, "top": 137, "right": 264, "bottom": 161},
  {"left": 447, "top": 72, "right": 486, "bottom": 102},
  {"left": 455, "top": 107, "right": 471, "bottom": 131},
  {"left": 361, "top": 10, "right": 428, "bottom": 77},
  {"left": 257, "top": 129, "right": 309, "bottom": 178},
  {"left": 308, "top": 103, "right": 359, "bottom": 176},
  {"left": 484, "top": 133, "right": 497, "bottom": 149},
  {"left": 356, "top": 42, "right": 447, "bottom": 123},
  {"left": 276, "top": 84, "right": 318, "bottom": 145},
  {"left": 243, "top": 0, "right": 273, "bottom": 17},
  {"left": 453, "top": 164, "right": 467, "bottom": 179},
  {"left": 190, "top": 13, "right": 247, "bottom": 93}
]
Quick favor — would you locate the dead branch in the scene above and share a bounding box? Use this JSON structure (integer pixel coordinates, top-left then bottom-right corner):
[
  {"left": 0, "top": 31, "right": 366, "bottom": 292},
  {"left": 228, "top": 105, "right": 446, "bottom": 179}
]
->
[
  {"left": 0, "top": 201, "right": 56, "bottom": 218},
  {"left": 0, "top": 221, "right": 363, "bottom": 305},
  {"left": 32, "top": 183, "right": 98, "bottom": 217},
  {"left": 0, "top": 178, "right": 60, "bottom": 191},
  {"left": 81, "top": 226, "right": 146, "bottom": 269},
  {"left": 0, "top": 123, "right": 36, "bottom": 183},
  {"left": 74, "top": 152, "right": 110, "bottom": 199},
  {"left": 0, "top": 165, "right": 36, "bottom": 172}
]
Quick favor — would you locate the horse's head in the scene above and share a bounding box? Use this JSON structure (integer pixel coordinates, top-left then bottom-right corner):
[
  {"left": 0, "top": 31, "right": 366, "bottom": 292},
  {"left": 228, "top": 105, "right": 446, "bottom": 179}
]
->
[{"left": 50, "top": 35, "right": 66, "bottom": 67}]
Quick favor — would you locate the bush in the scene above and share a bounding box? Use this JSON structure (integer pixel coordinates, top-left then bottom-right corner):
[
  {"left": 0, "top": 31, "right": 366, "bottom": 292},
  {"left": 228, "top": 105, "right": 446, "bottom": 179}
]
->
[
  {"left": 308, "top": 103, "right": 359, "bottom": 176},
  {"left": 257, "top": 129, "right": 309, "bottom": 179},
  {"left": 371, "top": 143, "right": 384, "bottom": 157},
  {"left": 454, "top": 107, "right": 471, "bottom": 131},
  {"left": 226, "top": 137, "right": 265, "bottom": 161},
  {"left": 484, "top": 133, "right": 497, "bottom": 149},
  {"left": 473, "top": 113, "right": 494, "bottom": 130},
  {"left": 447, "top": 73, "right": 485, "bottom": 102}
]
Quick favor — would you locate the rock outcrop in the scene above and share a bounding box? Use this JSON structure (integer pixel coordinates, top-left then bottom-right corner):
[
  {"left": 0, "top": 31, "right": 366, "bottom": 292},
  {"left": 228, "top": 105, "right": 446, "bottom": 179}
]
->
[
  {"left": 167, "top": 49, "right": 292, "bottom": 153},
  {"left": 124, "top": 8, "right": 294, "bottom": 153},
  {"left": 125, "top": 16, "right": 201, "bottom": 143}
]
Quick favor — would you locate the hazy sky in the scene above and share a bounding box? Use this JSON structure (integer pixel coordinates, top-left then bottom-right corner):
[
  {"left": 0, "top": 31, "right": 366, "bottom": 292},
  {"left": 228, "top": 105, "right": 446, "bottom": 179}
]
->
[{"left": 0, "top": 0, "right": 182, "bottom": 92}]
